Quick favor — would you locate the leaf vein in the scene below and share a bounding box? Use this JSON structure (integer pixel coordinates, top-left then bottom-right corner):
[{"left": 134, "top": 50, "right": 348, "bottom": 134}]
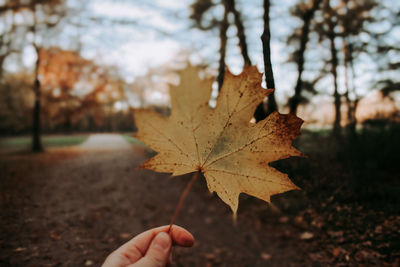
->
[
  {"left": 146, "top": 120, "right": 191, "bottom": 159},
  {"left": 205, "top": 168, "right": 291, "bottom": 187},
  {"left": 201, "top": 78, "right": 245, "bottom": 166},
  {"left": 203, "top": 129, "right": 273, "bottom": 167}
]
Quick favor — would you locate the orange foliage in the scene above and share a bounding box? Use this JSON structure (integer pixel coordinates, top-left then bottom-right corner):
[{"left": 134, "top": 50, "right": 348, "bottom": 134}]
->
[{"left": 38, "top": 47, "right": 125, "bottom": 129}]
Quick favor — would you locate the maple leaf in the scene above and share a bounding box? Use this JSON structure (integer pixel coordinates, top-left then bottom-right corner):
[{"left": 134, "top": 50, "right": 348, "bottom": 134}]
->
[{"left": 134, "top": 65, "right": 303, "bottom": 214}]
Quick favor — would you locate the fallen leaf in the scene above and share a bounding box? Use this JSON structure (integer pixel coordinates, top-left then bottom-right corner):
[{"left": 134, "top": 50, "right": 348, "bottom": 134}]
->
[
  {"left": 300, "top": 232, "right": 314, "bottom": 240},
  {"left": 204, "top": 217, "right": 213, "bottom": 224},
  {"left": 119, "top": 233, "right": 131, "bottom": 239},
  {"left": 328, "top": 230, "right": 344, "bottom": 238},
  {"left": 279, "top": 216, "right": 289, "bottom": 223},
  {"left": 204, "top": 252, "right": 216, "bottom": 260},
  {"left": 374, "top": 225, "right": 383, "bottom": 234},
  {"left": 134, "top": 65, "right": 303, "bottom": 213},
  {"left": 362, "top": 240, "right": 372, "bottom": 247},
  {"left": 355, "top": 250, "right": 370, "bottom": 262},
  {"left": 332, "top": 247, "right": 341, "bottom": 257},
  {"left": 50, "top": 230, "right": 62, "bottom": 240},
  {"left": 260, "top": 253, "right": 272, "bottom": 261},
  {"left": 308, "top": 252, "right": 324, "bottom": 262},
  {"left": 85, "top": 260, "right": 94, "bottom": 266}
]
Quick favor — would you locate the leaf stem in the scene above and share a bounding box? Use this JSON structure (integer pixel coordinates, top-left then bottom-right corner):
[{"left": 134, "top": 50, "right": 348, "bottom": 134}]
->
[{"left": 168, "top": 170, "right": 200, "bottom": 233}]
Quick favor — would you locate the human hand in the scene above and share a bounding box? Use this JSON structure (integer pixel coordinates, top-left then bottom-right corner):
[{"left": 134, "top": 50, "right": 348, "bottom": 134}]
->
[{"left": 102, "top": 225, "right": 194, "bottom": 267}]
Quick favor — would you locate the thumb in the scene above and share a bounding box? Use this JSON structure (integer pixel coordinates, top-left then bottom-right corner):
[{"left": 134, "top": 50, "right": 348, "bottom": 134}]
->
[{"left": 135, "top": 232, "right": 171, "bottom": 267}]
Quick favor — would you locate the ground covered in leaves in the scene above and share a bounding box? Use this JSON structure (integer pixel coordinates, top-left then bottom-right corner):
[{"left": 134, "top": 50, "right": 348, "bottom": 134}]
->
[{"left": 0, "top": 132, "right": 399, "bottom": 266}]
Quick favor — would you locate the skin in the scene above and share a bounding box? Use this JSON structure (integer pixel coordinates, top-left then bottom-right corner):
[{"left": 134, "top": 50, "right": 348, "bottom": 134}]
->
[{"left": 102, "top": 225, "right": 195, "bottom": 267}]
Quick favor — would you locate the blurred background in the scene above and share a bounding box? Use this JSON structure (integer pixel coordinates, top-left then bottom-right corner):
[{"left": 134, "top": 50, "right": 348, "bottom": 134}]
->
[
  {"left": 1, "top": 0, "right": 399, "bottom": 266},
  {"left": 0, "top": 0, "right": 398, "bottom": 140}
]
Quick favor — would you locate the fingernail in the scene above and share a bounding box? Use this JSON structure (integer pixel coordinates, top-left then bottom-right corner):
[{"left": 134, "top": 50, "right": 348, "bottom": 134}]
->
[
  {"left": 182, "top": 233, "right": 195, "bottom": 246},
  {"left": 153, "top": 232, "right": 171, "bottom": 250}
]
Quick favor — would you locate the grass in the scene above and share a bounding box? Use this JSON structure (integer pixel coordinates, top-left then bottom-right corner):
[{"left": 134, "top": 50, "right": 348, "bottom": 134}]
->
[
  {"left": 123, "top": 134, "right": 157, "bottom": 157},
  {"left": 123, "top": 134, "right": 146, "bottom": 146},
  {"left": 0, "top": 135, "right": 88, "bottom": 150}
]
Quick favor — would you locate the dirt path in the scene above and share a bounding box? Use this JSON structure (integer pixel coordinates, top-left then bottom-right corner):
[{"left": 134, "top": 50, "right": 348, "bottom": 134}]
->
[
  {"left": 79, "top": 134, "right": 132, "bottom": 150},
  {"left": 1, "top": 134, "right": 320, "bottom": 267},
  {"left": 2, "top": 134, "right": 398, "bottom": 266}
]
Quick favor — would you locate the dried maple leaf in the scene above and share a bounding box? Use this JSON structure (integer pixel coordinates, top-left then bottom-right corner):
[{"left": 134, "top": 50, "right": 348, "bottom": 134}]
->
[{"left": 134, "top": 65, "right": 303, "bottom": 214}]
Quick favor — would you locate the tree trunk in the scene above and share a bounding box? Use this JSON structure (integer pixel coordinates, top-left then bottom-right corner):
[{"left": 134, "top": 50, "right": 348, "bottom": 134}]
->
[
  {"left": 328, "top": 28, "right": 341, "bottom": 137},
  {"left": 64, "top": 112, "right": 72, "bottom": 134},
  {"left": 32, "top": 46, "right": 43, "bottom": 152},
  {"left": 256, "top": 0, "right": 277, "bottom": 121},
  {"left": 225, "top": 0, "right": 252, "bottom": 66},
  {"left": 344, "top": 42, "right": 359, "bottom": 138},
  {"left": 289, "top": 0, "right": 322, "bottom": 114},
  {"left": 340, "top": 0, "right": 358, "bottom": 138},
  {"left": 342, "top": 37, "right": 352, "bottom": 134},
  {"left": 0, "top": 55, "right": 6, "bottom": 79},
  {"left": 216, "top": 5, "right": 229, "bottom": 91},
  {"left": 224, "top": 0, "right": 264, "bottom": 121},
  {"left": 349, "top": 99, "right": 359, "bottom": 138}
]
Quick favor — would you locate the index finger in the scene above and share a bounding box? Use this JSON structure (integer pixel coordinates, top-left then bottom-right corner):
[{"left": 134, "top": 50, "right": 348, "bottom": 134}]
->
[{"left": 116, "top": 225, "right": 194, "bottom": 262}]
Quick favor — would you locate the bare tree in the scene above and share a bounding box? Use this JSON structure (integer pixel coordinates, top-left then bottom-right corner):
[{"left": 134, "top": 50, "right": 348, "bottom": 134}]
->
[
  {"left": 338, "top": 0, "right": 377, "bottom": 137},
  {"left": 190, "top": 0, "right": 253, "bottom": 91},
  {"left": 311, "top": 0, "right": 342, "bottom": 136},
  {"left": 254, "top": 0, "right": 277, "bottom": 121},
  {"left": 30, "top": 0, "right": 67, "bottom": 151},
  {"left": 224, "top": 0, "right": 252, "bottom": 66},
  {"left": 216, "top": 4, "right": 229, "bottom": 91},
  {"left": 287, "top": 0, "right": 322, "bottom": 114},
  {"left": 326, "top": 3, "right": 341, "bottom": 137}
]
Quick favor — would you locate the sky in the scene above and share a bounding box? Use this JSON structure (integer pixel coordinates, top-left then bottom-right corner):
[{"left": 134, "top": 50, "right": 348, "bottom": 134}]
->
[
  {"left": 84, "top": 0, "right": 186, "bottom": 77},
  {"left": 74, "top": 0, "right": 301, "bottom": 104},
  {"left": 3, "top": 0, "right": 399, "bottom": 112}
]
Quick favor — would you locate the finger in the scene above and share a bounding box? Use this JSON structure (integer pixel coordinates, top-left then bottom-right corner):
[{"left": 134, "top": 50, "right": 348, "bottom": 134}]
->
[
  {"left": 108, "top": 225, "right": 195, "bottom": 265},
  {"left": 168, "top": 225, "right": 195, "bottom": 247},
  {"left": 131, "top": 232, "right": 171, "bottom": 267},
  {"left": 123, "top": 225, "right": 193, "bottom": 253}
]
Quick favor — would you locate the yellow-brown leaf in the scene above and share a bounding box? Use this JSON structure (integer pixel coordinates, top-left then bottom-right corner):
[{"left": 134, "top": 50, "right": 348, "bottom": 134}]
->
[{"left": 134, "top": 65, "right": 303, "bottom": 213}]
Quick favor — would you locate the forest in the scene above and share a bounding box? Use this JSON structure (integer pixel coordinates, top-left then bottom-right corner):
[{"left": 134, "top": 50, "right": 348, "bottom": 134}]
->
[{"left": 0, "top": 0, "right": 399, "bottom": 266}]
